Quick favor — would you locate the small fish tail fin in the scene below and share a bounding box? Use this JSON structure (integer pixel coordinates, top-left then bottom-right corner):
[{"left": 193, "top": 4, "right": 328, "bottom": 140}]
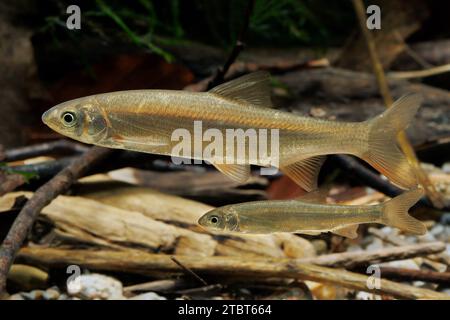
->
[
  {"left": 362, "top": 94, "right": 422, "bottom": 189},
  {"left": 381, "top": 188, "right": 426, "bottom": 235}
]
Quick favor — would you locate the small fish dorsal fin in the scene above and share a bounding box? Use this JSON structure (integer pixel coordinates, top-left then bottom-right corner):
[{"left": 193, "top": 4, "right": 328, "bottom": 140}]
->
[
  {"left": 332, "top": 225, "right": 359, "bottom": 239},
  {"left": 281, "top": 156, "right": 327, "bottom": 192},
  {"left": 209, "top": 71, "right": 273, "bottom": 108},
  {"left": 212, "top": 163, "right": 251, "bottom": 183},
  {"left": 296, "top": 187, "right": 329, "bottom": 204}
]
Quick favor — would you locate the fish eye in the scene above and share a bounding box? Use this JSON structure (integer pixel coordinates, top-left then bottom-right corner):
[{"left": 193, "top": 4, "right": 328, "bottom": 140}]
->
[
  {"left": 209, "top": 215, "right": 220, "bottom": 224},
  {"left": 61, "top": 111, "right": 77, "bottom": 127}
]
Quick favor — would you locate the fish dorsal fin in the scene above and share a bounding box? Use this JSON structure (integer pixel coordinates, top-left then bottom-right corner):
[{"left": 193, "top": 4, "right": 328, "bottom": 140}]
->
[
  {"left": 281, "top": 156, "right": 327, "bottom": 192},
  {"left": 212, "top": 163, "right": 251, "bottom": 183},
  {"left": 332, "top": 225, "right": 359, "bottom": 239},
  {"left": 209, "top": 71, "right": 273, "bottom": 108},
  {"left": 296, "top": 187, "right": 329, "bottom": 204}
]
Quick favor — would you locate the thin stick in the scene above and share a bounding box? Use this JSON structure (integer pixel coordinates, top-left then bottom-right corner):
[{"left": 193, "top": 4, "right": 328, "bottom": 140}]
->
[
  {"left": 171, "top": 256, "right": 208, "bottom": 286},
  {"left": 393, "top": 31, "right": 433, "bottom": 69},
  {"left": 3, "top": 140, "right": 89, "bottom": 162},
  {"left": 0, "top": 146, "right": 112, "bottom": 297},
  {"left": 207, "top": 0, "right": 255, "bottom": 90},
  {"left": 0, "top": 172, "right": 26, "bottom": 197},
  {"left": 123, "top": 279, "right": 188, "bottom": 294},
  {"left": 376, "top": 267, "right": 450, "bottom": 285},
  {"left": 175, "top": 284, "right": 223, "bottom": 295},
  {"left": 298, "top": 242, "right": 445, "bottom": 269},
  {"left": 388, "top": 63, "right": 450, "bottom": 79},
  {"left": 368, "top": 227, "right": 450, "bottom": 265},
  {"left": 351, "top": 0, "right": 445, "bottom": 209}
]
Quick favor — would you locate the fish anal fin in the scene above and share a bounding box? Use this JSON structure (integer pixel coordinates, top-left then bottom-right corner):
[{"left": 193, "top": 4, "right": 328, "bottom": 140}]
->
[
  {"left": 281, "top": 156, "right": 327, "bottom": 192},
  {"left": 332, "top": 225, "right": 359, "bottom": 239},
  {"left": 213, "top": 163, "right": 251, "bottom": 183},
  {"left": 209, "top": 71, "right": 273, "bottom": 108}
]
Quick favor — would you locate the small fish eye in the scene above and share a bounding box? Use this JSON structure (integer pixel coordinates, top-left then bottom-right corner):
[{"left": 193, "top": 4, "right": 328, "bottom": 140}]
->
[
  {"left": 62, "top": 112, "right": 76, "bottom": 126},
  {"left": 209, "top": 215, "right": 219, "bottom": 224}
]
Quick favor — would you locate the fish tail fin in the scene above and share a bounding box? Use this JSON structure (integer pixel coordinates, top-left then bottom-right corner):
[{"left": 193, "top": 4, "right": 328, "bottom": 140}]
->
[
  {"left": 381, "top": 188, "right": 426, "bottom": 235},
  {"left": 361, "top": 94, "right": 422, "bottom": 189}
]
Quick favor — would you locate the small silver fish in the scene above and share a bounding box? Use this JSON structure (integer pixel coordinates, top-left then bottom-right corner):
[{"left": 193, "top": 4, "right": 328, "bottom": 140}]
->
[{"left": 198, "top": 188, "right": 426, "bottom": 238}]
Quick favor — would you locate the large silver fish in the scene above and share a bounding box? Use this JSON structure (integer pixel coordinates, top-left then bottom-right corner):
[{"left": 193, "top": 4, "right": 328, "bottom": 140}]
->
[{"left": 42, "top": 72, "right": 421, "bottom": 190}]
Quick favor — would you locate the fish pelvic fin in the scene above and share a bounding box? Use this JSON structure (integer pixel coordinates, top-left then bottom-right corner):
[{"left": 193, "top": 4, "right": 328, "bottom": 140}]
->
[
  {"left": 332, "top": 225, "right": 359, "bottom": 239},
  {"left": 209, "top": 71, "right": 273, "bottom": 108},
  {"left": 281, "top": 156, "right": 327, "bottom": 192},
  {"left": 382, "top": 188, "right": 426, "bottom": 235},
  {"left": 362, "top": 94, "right": 422, "bottom": 189}
]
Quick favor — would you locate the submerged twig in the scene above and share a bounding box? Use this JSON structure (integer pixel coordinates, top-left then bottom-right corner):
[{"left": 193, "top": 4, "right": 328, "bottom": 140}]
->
[
  {"left": 3, "top": 140, "right": 88, "bottom": 162},
  {"left": 0, "top": 172, "right": 26, "bottom": 197},
  {"left": 388, "top": 63, "right": 450, "bottom": 79},
  {"left": 331, "top": 156, "right": 450, "bottom": 210},
  {"left": 351, "top": 0, "right": 445, "bottom": 208},
  {"left": 207, "top": 0, "right": 255, "bottom": 90},
  {"left": 373, "top": 267, "right": 450, "bottom": 285},
  {"left": 123, "top": 279, "right": 190, "bottom": 294},
  {"left": 368, "top": 227, "right": 450, "bottom": 265},
  {"left": 0, "top": 146, "right": 112, "bottom": 298},
  {"left": 171, "top": 256, "right": 208, "bottom": 286},
  {"left": 298, "top": 242, "right": 445, "bottom": 269}
]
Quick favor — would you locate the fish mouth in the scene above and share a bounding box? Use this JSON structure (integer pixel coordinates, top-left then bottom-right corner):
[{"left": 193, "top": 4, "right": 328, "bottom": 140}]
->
[
  {"left": 41, "top": 110, "right": 49, "bottom": 124},
  {"left": 197, "top": 215, "right": 208, "bottom": 227}
]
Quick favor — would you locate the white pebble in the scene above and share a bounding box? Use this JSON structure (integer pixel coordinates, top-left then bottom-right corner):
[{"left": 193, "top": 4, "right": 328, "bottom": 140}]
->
[{"left": 67, "top": 274, "right": 124, "bottom": 300}]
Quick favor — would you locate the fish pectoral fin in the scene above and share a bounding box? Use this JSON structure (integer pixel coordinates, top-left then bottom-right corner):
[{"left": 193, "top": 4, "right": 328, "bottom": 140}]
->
[
  {"left": 296, "top": 186, "right": 330, "bottom": 204},
  {"left": 209, "top": 71, "right": 273, "bottom": 108},
  {"left": 332, "top": 225, "right": 359, "bottom": 239},
  {"left": 281, "top": 156, "right": 327, "bottom": 192},
  {"left": 212, "top": 163, "right": 251, "bottom": 183}
]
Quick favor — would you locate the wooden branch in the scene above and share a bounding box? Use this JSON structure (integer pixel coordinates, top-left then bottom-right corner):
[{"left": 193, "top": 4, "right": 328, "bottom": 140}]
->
[
  {"left": 17, "top": 247, "right": 450, "bottom": 299},
  {"left": 0, "top": 146, "right": 112, "bottom": 297},
  {"left": 0, "top": 172, "right": 26, "bottom": 197},
  {"left": 388, "top": 63, "right": 450, "bottom": 80},
  {"left": 298, "top": 242, "right": 446, "bottom": 269},
  {"left": 123, "top": 279, "right": 189, "bottom": 294},
  {"left": 3, "top": 140, "right": 89, "bottom": 162},
  {"left": 376, "top": 267, "right": 450, "bottom": 285},
  {"left": 368, "top": 227, "right": 450, "bottom": 265},
  {"left": 331, "top": 155, "right": 407, "bottom": 200},
  {"left": 207, "top": 0, "right": 255, "bottom": 90},
  {"left": 351, "top": 0, "right": 444, "bottom": 208},
  {"left": 171, "top": 256, "right": 208, "bottom": 285},
  {"left": 394, "top": 39, "right": 450, "bottom": 69}
]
